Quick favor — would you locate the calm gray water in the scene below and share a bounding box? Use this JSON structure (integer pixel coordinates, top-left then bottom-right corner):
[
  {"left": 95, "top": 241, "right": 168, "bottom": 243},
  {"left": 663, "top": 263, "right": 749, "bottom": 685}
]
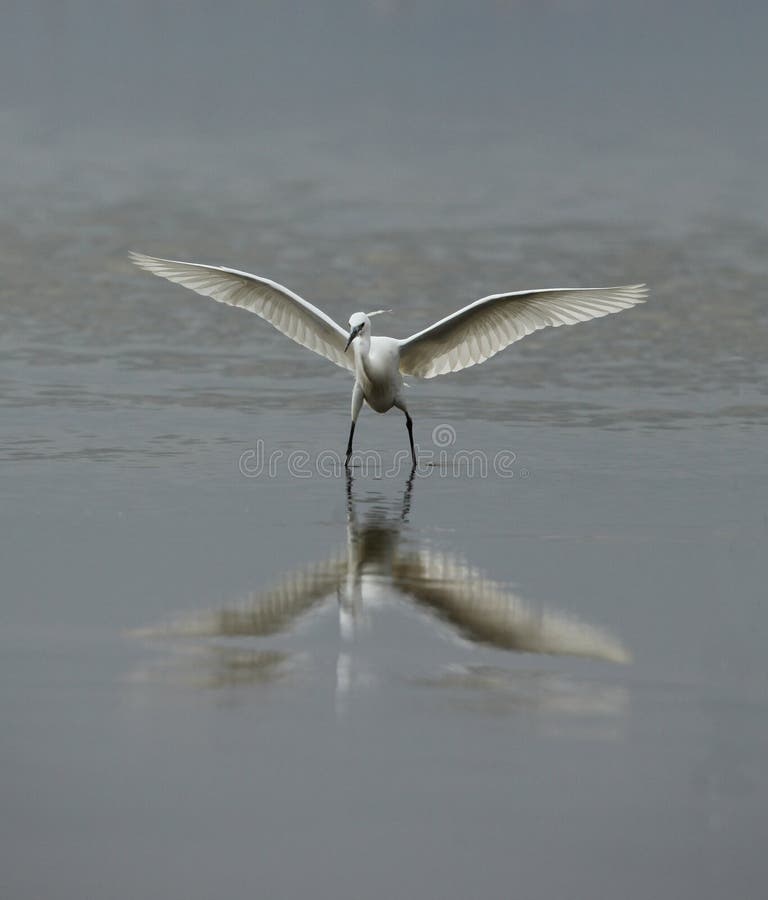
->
[{"left": 2, "top": 3, "right": 768, "bottom": 899}]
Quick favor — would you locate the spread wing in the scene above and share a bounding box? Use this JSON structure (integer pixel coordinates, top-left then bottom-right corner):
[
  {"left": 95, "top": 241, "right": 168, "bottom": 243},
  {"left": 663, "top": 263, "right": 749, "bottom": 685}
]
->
[
  {"left": 398, "top": 284, "right": 647, "bottom": 378},
  {"left": 130, "top": 252, "right": 354, "bottom": 371}
]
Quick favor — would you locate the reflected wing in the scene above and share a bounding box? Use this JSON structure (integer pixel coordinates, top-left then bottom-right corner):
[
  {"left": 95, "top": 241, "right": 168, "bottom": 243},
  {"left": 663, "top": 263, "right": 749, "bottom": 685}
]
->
[
  {"left": 130, "top": 252, "right": 354, "bottom": 371},
  {"left": 392, "top": 550, "right": 630, "bottom": 663},
  {"left": 132, "top": 558, "right": 347, "bottom": 638},
  {"left": 127, "top": 647, "right": 293, "bottom": 690},
  {"left": 398, "top": 285, "right": 646, "bottom": 378}
]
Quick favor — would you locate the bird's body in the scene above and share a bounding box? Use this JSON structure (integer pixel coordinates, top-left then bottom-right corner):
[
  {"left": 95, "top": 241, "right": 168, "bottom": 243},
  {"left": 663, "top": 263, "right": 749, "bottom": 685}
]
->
[
  {"left": 130, "top": 251, "right": 646, "bottom": 464},
  {"left": 351, "top": 335, "right": 403, "bottom": 413}
]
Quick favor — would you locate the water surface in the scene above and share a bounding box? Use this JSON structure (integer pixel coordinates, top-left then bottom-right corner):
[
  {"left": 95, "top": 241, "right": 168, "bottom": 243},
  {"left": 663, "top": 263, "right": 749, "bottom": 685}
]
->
[{"left": 2, "top": 3, "right": 768, "bottom": 898}]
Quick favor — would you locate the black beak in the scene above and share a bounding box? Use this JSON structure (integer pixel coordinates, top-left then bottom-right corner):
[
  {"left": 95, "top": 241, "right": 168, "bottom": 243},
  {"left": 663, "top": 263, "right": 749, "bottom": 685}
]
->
[{"left": 345, "top": 325, "right": 362, "bottom": 353}]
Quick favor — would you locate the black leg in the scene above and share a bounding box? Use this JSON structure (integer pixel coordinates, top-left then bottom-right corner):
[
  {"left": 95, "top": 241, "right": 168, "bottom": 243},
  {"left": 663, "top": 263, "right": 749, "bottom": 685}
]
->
[
  {"left": 345, "top": 421, "right": 356, "bottom": 466},
  {"left": 405, "top": 412, "right": 416, "bottom": 467}
]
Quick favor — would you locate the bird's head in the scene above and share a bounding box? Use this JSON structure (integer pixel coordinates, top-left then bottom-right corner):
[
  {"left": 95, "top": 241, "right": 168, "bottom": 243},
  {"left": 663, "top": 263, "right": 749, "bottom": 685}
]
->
[
  {"left": 345, "top": 309, "right": 392, "bottom": 352},
  {"left": 345, "top": 312, "right": 370, "bottom": 352}
]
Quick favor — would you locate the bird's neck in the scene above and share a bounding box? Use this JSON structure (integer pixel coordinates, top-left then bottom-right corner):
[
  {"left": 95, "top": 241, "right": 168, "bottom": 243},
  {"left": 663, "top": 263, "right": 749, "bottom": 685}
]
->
[
  {"left": 354, "top": 334, "right": 372, "bottom": 358},
  {"left": 353, "top": 334, "right": 373, "bottom": 383}
]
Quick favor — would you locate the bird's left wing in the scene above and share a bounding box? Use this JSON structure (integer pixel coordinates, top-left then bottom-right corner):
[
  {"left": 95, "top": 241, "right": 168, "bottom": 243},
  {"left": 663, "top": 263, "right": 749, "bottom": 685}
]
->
[
  {"left": 130, "top": 252, "right": 354, "bottom": 371},
  {"left": 398, "top": 284, "right": 646, "bottom": 378}
]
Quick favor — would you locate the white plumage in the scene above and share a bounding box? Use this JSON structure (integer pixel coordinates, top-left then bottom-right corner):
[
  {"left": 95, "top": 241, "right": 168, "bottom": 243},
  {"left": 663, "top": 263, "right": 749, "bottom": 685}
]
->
[
  {"left": 129, "top": 252, "right": 353, "bottom": 371},
  {"left": 398, "top": 284, "right": 647, "bottom": 378},
  {"left": 130, "top": 251, "right": 646, "bottom": 462}
]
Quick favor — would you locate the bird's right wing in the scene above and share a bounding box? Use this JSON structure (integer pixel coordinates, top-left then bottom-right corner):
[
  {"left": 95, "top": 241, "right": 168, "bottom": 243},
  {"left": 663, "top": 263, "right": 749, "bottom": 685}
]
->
[
  {"left": 398, "top": 285, "right": 647, "bottom": 378},
  {"left": 130, "top": 252, "right": 354, "bottom": 372}
]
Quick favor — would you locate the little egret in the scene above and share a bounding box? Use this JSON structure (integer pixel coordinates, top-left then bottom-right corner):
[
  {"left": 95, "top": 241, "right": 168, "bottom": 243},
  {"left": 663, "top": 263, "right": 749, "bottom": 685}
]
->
[{"left": 130, "top": 252, "right": 646, "bottom": 464}]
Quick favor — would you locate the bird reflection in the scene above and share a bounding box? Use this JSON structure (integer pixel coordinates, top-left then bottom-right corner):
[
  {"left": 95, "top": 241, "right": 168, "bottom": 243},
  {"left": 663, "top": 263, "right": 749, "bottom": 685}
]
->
[
  {"left": 126, "top": 646, "right": 292, "bottom": 691},
  {"left": 132, "top": 473, "right": 630, "bottom": 688}
]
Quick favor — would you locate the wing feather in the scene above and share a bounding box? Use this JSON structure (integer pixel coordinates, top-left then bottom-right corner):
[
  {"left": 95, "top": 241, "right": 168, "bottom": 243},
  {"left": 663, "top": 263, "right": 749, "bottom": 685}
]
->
[
  {"left": 399, "top": 285, "right": 647, "bottom": 378},
  {"left": 130, "top": 252, "right": 354, "bottom": 372}
]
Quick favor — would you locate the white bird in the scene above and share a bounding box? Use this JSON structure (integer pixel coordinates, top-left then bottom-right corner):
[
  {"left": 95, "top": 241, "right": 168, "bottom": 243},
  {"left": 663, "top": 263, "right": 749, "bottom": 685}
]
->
[{"left": 130, "top": 251, "right": 646, "bottom": 464}]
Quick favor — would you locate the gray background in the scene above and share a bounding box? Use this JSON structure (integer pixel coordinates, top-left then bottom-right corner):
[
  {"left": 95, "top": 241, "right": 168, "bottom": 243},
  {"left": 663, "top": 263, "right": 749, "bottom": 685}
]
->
[{"left": 1, "top": 2, "right": 767, "bottom": 898}]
